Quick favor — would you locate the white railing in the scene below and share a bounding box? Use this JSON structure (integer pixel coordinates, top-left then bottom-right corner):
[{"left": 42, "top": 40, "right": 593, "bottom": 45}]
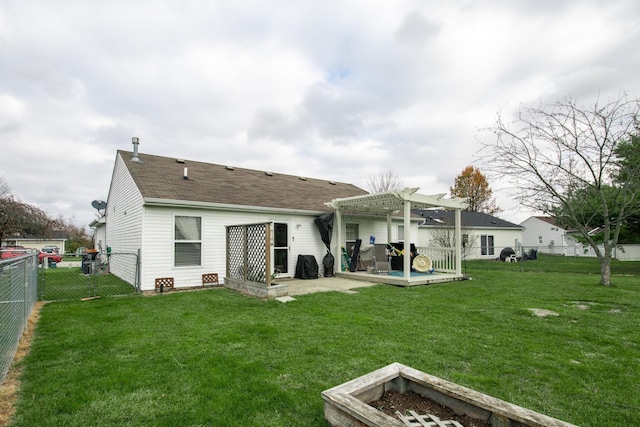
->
[{"left": 417, "top": 246, "right": 456, "bottom": 273}]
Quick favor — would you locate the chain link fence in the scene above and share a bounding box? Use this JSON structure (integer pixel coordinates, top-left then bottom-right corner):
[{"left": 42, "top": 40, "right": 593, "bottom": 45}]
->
[
  {"left": 463, "top": 243, "right": 640, "bottom": 262},
  {"left": 0, "top": 252, "right": 38, "bottom": 385},
  {"left": 38, "top": 252, "right": 140, "bottom": 302},
  {"left": 513, "top": 244, "right": 640, "bottom": 261}
]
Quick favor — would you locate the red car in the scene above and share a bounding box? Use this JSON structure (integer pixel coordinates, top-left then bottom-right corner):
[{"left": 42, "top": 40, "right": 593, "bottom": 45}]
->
[
  {"left": 39, "top": 251, "right": 62, "bottom": 264},
  {"left": 0, "top": 247, "right": 62, "bottom": 265},
  {"left": 0, "top": 246, "right": 27, "bottom": 260}
]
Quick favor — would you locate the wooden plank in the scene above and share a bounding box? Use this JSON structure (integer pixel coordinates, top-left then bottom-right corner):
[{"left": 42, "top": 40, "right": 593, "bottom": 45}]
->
[
  {"left": 409, "top": 410, "right": 435, "bottom": 426},
  {"left": 395, "top": 411, "right": 466, "bottom": 427}
]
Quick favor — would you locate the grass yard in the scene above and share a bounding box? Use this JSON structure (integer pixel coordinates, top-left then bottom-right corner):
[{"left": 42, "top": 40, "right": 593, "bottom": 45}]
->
[
  {"left": 464, "top": 252, "right": 640, "bottom": 276},
  {"left": 39, "top": 267, "right": 137, "bottom": 301},
  {"left": 6, "top": 256, "right": 640, "bottom": 426}
]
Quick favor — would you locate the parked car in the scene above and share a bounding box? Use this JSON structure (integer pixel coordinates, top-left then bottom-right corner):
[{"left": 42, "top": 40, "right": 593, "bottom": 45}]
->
[
  {"left": 39, "top": 251, "right": 62, "bottom": 265},
  {"left": 0, "top": 246, "right": 28, "bottom": 260},
  {"left": 41, "top": 245, "right": 60, "bottom": 254},
  {"left": 2, "top": 246, "right": 61, "bottom": 265}
]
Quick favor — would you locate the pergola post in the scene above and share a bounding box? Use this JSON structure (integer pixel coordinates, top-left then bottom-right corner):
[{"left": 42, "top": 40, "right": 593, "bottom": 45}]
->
[
  {"left": 455, "top": 208, "right": 462, "bottom": 275},
  {"left": 334, "top": 208, "right": 343, "bottom": 274},
  {"left": 403, "top": 200, "right": 411, "bottom": 278}
]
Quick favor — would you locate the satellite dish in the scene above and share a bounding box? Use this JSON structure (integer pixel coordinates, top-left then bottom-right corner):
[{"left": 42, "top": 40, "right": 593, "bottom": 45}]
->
[{"left": 92, "top": 200, "right": 107, "bottom": 211}]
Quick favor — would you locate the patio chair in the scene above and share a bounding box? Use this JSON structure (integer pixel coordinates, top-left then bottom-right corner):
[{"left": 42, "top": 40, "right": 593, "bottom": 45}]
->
[
  {"left": 358, "top": 244, "right": 374, "bottom": 271},
  {"left": 373, "top": 243, "right": 390, "bottom": 273}
]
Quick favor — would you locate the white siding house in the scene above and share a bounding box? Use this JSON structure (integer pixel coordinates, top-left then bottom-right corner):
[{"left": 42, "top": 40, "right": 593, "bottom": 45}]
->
[
  {"left": 519, "top": 216, "right": 576, "bottom": 255},
  {"left": 106, "top": 153, "right": 145, "bottom": 256},
  {"left": 417, "top": 210, "right": 524, "bottom": 260},
  {"left": 89, "top": 217, "right": 106, "bottom": 253},
  {"left": 102, "top": 147, "right": 370, "bottom": 292},
  {"left": 520, "top": 216, "right": 640, "bottom": 260}
]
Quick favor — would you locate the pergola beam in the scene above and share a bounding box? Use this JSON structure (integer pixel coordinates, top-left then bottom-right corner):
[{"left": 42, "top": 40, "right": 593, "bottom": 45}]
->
[{"left": 327, "top": 188, "right": 468, "bottom": 276}]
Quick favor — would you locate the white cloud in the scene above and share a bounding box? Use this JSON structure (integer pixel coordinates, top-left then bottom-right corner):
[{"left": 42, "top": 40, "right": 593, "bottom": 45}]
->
[{"left": 1, "top": 0, "right": 640, "bottom": 228}]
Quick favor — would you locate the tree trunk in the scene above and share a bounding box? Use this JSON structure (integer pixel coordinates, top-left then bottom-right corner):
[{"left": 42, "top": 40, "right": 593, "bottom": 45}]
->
[{"left": 600, "top": 255, "right": 611, "bottom": 286}]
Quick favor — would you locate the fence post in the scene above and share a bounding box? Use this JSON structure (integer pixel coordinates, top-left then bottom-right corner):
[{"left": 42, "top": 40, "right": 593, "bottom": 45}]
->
[{"left": 24, "top": 256, "right": 29, "bottom": 333}]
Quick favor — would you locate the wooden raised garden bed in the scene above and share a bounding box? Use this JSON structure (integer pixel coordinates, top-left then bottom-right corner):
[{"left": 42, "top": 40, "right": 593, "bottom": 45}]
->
[{"left": 321, "top": 362, "right": 578, "bottom": 427}]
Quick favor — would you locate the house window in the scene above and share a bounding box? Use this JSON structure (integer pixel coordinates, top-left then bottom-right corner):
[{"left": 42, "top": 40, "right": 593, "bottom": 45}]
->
[
  {"left": 538, "top": 235, "right": 543, "bottom": 244},
  {"left": 398, "top": 225, "right": 405, "bottom": 241},
  {"left": 346, "top": 223, "right": 359, "bottom": 255},
  {"left": 480, "top": 235, "right": 494, "bottom": 256},
  {"left": 174, "top": 216, "right": 201, "bottom": 267},
  {"left": 346, "top": 223, "right": 359, "bottom": 241}
]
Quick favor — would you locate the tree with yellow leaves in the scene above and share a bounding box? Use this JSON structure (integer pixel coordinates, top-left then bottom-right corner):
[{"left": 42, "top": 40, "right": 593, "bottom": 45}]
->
[{"left": 449, "top": 166, "right": 500, "bottom": 215}]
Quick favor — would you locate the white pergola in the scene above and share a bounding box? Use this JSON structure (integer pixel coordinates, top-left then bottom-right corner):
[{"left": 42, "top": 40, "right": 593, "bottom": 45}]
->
[{"left": 326, "top": 187, "right": 468, "bottom": 279}]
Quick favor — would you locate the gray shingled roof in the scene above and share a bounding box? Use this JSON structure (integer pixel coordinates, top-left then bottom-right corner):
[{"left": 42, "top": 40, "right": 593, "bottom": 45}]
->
[
  {"left": 416, "top": 209, "right": 523, "bottom": 228},
  {"left": 118, "top": 150, "right": 368, "bottom": 212}
]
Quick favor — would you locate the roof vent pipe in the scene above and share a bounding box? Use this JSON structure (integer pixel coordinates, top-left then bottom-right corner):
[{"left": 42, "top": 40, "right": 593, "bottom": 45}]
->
[
  {"left": 131, "top": 137, "right": 140, "bottom": 162},
  {"left": 183, "top": 167, "right": 188, "bottom": 180}
]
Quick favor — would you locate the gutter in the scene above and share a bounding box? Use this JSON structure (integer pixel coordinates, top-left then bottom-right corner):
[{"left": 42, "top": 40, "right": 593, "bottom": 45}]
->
[{"left": 143, "top": 197, "right": 328, "bottom": 216}]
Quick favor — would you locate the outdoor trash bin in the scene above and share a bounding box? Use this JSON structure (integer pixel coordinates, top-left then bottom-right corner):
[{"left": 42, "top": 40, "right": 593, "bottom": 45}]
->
[{"left": 82, "top": 251, "right": 98, "bottom": 274}]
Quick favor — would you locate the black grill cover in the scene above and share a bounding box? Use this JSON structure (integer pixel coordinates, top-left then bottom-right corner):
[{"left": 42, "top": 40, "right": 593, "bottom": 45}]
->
[
  {"left": 295, "top": 255, "right": 319, "bottom": 279},
  {"left": 500, "top": 247, "right": 516, "bottom": 261},
  {"left": 314, "top": 213, "right": 334, "bottom": 251},
  {"left": 322, "top": 252, "right": 335, "bottom": 277}
]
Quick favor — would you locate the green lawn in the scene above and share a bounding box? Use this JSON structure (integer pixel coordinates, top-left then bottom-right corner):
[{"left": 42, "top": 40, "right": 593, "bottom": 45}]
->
[
  {"left": 464, "top": 252, "right": 640, "bottom": 276},
  {"left": 39, "top": 267, "right": 137, "bottom": 301},
  {"left": 9, "top": 257, "right": 640, "bottom": 426}
]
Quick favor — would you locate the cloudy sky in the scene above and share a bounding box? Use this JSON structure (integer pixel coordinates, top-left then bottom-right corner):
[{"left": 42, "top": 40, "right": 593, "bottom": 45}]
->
[{"left": 2, "top": 0, "right": 640, "bottom": 228}]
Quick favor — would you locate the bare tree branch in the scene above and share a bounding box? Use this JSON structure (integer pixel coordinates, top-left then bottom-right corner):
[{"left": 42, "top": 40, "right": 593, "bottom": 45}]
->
[
  {"left": 366, "top": 169, "right": 404, "bottom": 193},
  {"left": 479, "top": 93, "right": 640, "bottom": 285}
]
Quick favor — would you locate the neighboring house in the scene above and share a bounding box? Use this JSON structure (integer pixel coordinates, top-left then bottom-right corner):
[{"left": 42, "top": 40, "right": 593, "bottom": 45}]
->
[
  {"left": 1, "top": 231, "right": 67, "bottom": 253},
  {"left": 89, "top": 216, "right": 106, "bottom": 252},
  {"left": 417, "top": 210, "right": 524, "bottom": 260},
  {"left": 520, "top": 216, "right": 640, "bottom": 260},
  {"left": 519, "top": 216, "right": 577, "bottom": 255},
  {"left": 103, "top": 146, "right": 370, "bottom": 292}
]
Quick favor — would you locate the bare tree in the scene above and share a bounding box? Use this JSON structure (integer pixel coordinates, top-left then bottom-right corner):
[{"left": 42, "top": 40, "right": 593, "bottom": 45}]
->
[
  {"left": 0, "top": 177, "right": 10, "bottom": 198},
  {"left": 366, "top": 169, "right": 404, "bottom": 193},
  {"left": 428, "top": 225, "right": 477, "bottom": 259},
  {"left": 0, "top": 176, "right": 52, "bottom": 244},
  {"left": 480, "top": 93, "right": 640, "bottom": 286},
  {"left": 54, "top": 214, "right": 93, "bottom": 253}
]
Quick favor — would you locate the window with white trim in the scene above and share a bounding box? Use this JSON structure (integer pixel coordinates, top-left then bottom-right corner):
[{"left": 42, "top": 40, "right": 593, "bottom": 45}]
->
[
  {"left": 174, "top": 216, "right": 202, "bottom": 267},
  {"left": 346, "top": 223, "right": 359, "bottom": 255},
  {"left": 480, "top": 234, "right": 494, "bottom": 256},
  {"left": 346, "top": 223, "right": 359, "bottom": 242}
]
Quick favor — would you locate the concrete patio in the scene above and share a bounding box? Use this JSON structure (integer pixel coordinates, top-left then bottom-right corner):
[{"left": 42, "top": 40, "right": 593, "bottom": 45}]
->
[
  {"left": 275, "top": 270, "right": 467, "bottom": 296},
  {"left": 275, "top": 276, "right": 381, "bottom": 296}
]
